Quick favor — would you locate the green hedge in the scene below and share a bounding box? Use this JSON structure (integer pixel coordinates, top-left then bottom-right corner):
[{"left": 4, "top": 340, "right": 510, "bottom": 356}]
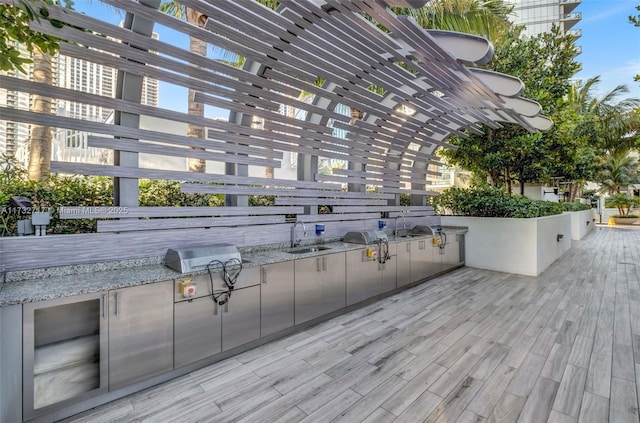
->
[
  {"left": 432, "top": 186, "right": 565, "bottom": 218},
  {"left": 0, "top": 158, "right": 224, "bottom": 236},
  {"left": 561, "top": 202, "right": 592, "bottom": 212}
]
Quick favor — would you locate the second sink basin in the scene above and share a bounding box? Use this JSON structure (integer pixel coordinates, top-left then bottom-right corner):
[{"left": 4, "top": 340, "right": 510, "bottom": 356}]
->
[{"left": 288, "top": 246, "right": 332, "bottom": 254}]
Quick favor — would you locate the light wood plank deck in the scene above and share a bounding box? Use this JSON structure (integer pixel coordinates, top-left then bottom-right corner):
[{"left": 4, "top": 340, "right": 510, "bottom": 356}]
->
[{"left": 61, "top": 227, "right": 640, "bottom": 423}]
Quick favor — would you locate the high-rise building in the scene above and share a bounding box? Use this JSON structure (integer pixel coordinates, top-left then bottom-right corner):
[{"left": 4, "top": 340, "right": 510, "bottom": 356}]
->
[
  {"left": 506, "top": 0, "right": 582, "bottom": 38},
  {"left": 0, "top": 33, "right": 159, "bottom": 166}
]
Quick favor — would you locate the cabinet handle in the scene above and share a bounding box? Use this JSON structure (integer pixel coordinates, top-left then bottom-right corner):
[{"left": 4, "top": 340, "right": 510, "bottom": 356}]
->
[
  {"left": 406, "top": 243, "right": 410, "bottom": 253},
  {"left": 261, "top": 267, "right": 267, "bottom": 284},
  {"left": 101, "top": 294, "right": 107, "bottom": 320},
  {"left": 225, "top": 302, "right": 229, "bottom": 313},
  {"left": 317, "top": 257, "right": 322, "bottom": 272},
  {"left": 214, "top": 302, "right": 218, "bottom": 316},
  {"left": 322, "top": 257, "right": 327, "bottom": 271},
  {"left": 114, "top": 292, "right": 120, "bottom": 317}
]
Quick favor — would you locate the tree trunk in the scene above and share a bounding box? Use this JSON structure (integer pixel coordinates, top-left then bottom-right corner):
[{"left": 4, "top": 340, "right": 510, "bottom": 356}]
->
[
  {"left": 505, "top": 166, "right": 512, "bottom": 195},
  {"left": 186, "top": 8, "right": 207, "bottom": 173},
  {"left": 488, "top": 170, "right": 497, "bottom": 186},
  {"left": 28, "top": 46, "right": 53, "bottom": 181}
]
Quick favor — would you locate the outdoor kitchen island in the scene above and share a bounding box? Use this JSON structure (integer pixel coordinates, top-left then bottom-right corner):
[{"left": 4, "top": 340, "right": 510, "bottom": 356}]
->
[{"left": 0, "top": 229, "right": 466, "bottom": 423}]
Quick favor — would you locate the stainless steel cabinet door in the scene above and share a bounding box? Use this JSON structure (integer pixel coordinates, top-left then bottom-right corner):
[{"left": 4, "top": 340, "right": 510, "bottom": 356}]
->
[
  {"left": 222, "top": 285, "right": 261, "bottom": 351},
  {"left": 109, "top": 281, "right": 174, "bottom": 390},
  {"left": 346, "top": 249, "right": 381, "bottom": 306},
  {"left": 261, "top": 261, "right": 294, "bottom": 337},
  {"left": 381, "top": 243, "right": 397, "bottom": 293},
  {"left": 320, "top": 253, "right": 346, "bottom": 315},
  {"left": 441, "top": 236, "right": 460, "bottom": 268},
  {"left": 411, "top": 239, "right": 433, "bottom": 282},
  {"left": 396, "top": 241, "right": 412, "bottom": 287},
  {"left": 174, "top": 296, "right": 222, "bottom": 368},
  {"left": 294, "top": 256, "right": 324, "bottom": 325},
  {"left": 294, "top": 253, "right": 346, "bottom": 324}
]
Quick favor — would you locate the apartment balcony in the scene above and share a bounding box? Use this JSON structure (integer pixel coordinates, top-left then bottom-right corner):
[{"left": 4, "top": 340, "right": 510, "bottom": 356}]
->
[
  {"left": 561, "top": 0, "right": 581, "bottom": 14},
  {"left": 561, "top": 12, "right": 581, "bottom": 30},
  {"left": 567, "top": 28, "right": 582, "bottom": 39}
]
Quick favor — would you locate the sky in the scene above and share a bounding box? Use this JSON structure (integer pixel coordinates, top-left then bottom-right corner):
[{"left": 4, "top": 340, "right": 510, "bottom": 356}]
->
[
  {"left": 74, "top": 0, "right": 640, "bottom": 113},
  {"left": 574, "top": 0, "right": 640, "bottom": 100}
]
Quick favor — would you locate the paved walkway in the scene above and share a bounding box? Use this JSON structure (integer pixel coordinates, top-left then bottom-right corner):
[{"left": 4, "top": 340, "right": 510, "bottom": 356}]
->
[{"left": 62, "top": 227, "right": 640, "bottom": 423}]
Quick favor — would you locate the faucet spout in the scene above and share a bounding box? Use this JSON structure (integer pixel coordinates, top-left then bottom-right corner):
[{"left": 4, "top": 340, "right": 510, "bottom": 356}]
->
[
  {"left": 291, "top": 221, "right": 307, "bottom": 247},
  {"left": 393, "top": 214, "right": 407, "bottom": 237}
]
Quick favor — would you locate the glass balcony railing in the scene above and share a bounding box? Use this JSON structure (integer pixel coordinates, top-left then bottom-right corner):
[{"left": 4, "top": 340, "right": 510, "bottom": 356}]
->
[
  {"left": 567, "top": 29, "right": 582, "bottom": 39},
  {"left": 562, "top": 13, "right": 581, "bottom": 21}
]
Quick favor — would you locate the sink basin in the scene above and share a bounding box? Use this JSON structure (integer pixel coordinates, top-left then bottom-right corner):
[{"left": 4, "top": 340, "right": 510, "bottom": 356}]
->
[{"left": 288, "top": 246, "right": 332, "bottom": 254}]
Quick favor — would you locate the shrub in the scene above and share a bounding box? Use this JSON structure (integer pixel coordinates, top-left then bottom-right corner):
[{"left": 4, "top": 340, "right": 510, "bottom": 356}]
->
[
  {"left": 561, "top": 202, "right": 592, "bottom": 212},
  {"left": 0, "top": 157, "right": 225, "bottom": 236},
  {"left": 432, "top": 186, "right": 564, "bottom": 218}
]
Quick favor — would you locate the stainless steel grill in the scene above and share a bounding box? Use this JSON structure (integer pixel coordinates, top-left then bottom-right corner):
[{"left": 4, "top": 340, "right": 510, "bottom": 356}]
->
[
  {"left": 165, "top": 244, "right": 242, "bottom": 273},
  {"left": 343, "top": 230, "right": 388, "bottom": 245}
]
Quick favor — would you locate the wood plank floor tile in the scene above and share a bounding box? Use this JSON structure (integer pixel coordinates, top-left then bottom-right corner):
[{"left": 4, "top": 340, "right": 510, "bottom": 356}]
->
[
  {"left": 516, "top": 377, "right": 559, "bottom": 423},
  {"left": 577, "top": 392, "right": 609, "bottom": 423},
  {"left": 507, "top": 352, "right": 547, "bottom": 397},
  {"left": 540, "top": 343, "right": 572, "bottom": 382},
  {"left": 567, "top": 335, "right": 594, "bottom": 369},
  {"left": 382, "top": 362, "right": 447, "bottom": 416},
  {"left": 485, "top": 391, "right": 527, "bottom": 423},
  {"left": 467, "top": 364, "right": 517, "bottom": 417},
  {"left": 609, "top": 377, "right": 640, "bottom": 423},
  {"left": 552, "top": 364, "right": 587, "bottom": 417},
  {"left": 547, "top": 410, "right": 577, "bottom": 423},
  {"left": 332, "top": 375, "right": 407, "bottom": 423}
]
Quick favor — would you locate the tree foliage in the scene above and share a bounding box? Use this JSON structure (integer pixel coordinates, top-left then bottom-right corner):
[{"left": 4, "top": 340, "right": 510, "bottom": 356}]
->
[
  {"left": 630, "top": 4, "right": 640, "bottom": 82},
  {"left": 443, "top": 25, "right": 583, "bottom": 196},
  {"left": 393, "top": 0, "right": 514, "bottom": 44},
  {"left": 0, "top": 0, "right": 72, "bottom": 73}
]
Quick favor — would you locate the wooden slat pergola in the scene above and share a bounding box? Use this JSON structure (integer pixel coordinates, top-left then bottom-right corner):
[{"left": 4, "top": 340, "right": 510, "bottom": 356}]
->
[{"left": 0, "top": 0, "right": 552, "bottom": 271}]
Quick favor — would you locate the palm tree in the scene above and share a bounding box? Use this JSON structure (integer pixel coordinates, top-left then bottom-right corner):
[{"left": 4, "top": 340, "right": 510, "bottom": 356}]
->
[
  {"left": 159, "top": 3, "right": 207, "bottom": 172},
  {"left": 160, "top": 1, "right": 279, "bottom": 173},
  {"left": 566, "top": 76, "right": 640, "bottom": 156},
  {"left": 598, "top": 153, "right": 638, "bottom": 195},
  {"left": 393, "top": 0, "right": 514, "bottom": 44},
  {"left": 26, "top": 45, "right": 54, "bottom": 180}
]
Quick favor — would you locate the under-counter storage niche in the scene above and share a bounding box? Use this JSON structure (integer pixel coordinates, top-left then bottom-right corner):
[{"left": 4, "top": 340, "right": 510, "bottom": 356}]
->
[{"left": 23, "top": 293, "right": 108, "bottom": 419}]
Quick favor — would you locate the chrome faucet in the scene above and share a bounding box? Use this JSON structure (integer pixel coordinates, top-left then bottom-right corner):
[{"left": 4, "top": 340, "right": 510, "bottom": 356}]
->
[
  {"left": 393, "top": 214, "right": 407, "bottom": 237},
  {"left": 291, "top": 221, "right": 307, "bottom": 247}
]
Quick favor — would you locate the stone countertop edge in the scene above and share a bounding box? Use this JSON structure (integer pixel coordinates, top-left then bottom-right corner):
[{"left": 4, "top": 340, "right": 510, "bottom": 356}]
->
[{"left": 0, "top": 229, "right": 467, "bottom": 306}]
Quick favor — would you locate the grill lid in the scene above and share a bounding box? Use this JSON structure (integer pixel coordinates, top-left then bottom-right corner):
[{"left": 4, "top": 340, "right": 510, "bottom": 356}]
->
[
  {"left": 411, "top": 225, "right": 435, "bottom": 235},
  {"left": 343, "top": 230, "right": 388, "bottom": 245},
  {"left": 165, "top": 243, "right": 241, "bottom": 273}
]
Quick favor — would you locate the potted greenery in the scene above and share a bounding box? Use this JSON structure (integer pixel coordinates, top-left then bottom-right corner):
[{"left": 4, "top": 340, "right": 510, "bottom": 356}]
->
[{"left": 608, "top": 193, "right": 640, "bottom": 225}]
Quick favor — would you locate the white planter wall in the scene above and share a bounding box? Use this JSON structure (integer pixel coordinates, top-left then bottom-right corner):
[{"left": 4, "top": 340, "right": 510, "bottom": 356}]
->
[
  {"left": 441, "top": 214, "right": 572, "bottom": 276},
  {"left": 567, "top": 209, "right": 596, "bottom": 240}
]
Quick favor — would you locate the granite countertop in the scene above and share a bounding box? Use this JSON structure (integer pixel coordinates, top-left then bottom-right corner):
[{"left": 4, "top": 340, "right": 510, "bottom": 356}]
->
[{"left": 0, "top": 228, "right": 467, "bottom": 306}]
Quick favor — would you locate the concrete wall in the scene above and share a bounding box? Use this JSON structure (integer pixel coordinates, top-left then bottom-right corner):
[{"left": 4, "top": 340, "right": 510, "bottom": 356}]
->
[
  {"left": 568, "top": 209, "right": 596, "bottom": 240},
  {"left": 441, "top": 214, "right": 572, "bottom": 276}
]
